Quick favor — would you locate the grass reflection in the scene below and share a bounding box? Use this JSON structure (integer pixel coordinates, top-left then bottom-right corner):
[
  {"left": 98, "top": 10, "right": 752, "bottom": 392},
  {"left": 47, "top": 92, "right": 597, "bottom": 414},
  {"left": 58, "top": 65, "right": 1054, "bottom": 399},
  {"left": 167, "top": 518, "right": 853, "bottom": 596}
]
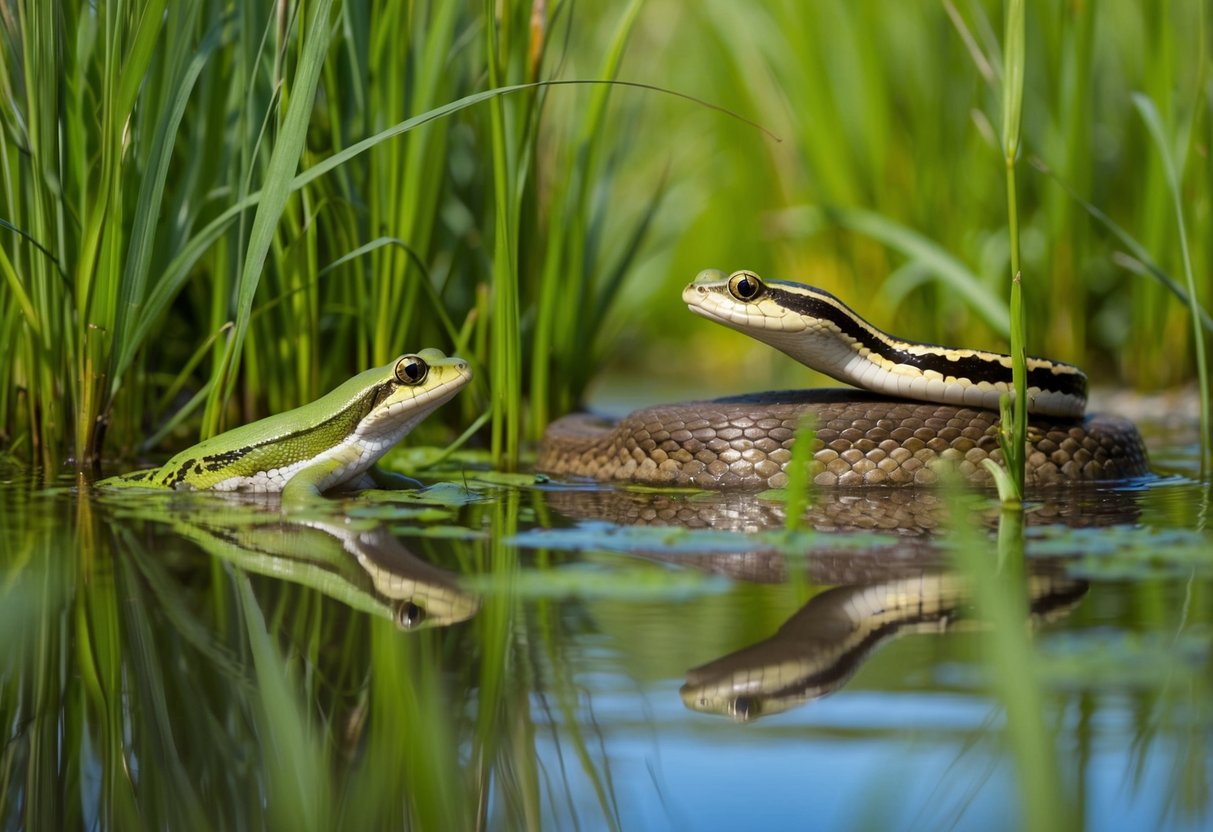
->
[
  {"left": 1, "top": 474, "right": 1211, "bottom": 829},
  {"left": 949, "top": 497, "right": 1068, "bottom": 830},
  {"left": 0, "top": 481, "right": 622, "bottom": 829}
]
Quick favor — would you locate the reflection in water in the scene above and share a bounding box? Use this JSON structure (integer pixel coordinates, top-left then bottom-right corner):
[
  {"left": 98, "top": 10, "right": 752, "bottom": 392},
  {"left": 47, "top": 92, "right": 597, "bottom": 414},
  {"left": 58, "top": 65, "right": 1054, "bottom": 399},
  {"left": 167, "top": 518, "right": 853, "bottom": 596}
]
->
[
  {"left": 1, "top": 472, "right": 1208, "bottom": 830},
  {"left": 680, "top": 569, "right": 1088, "bottom": 721},
  {"left": 542, "top": 485, "right": 1105, "bottom": 721},
  {"left": 540, "top": 486, "right": 1140, "bottom": 588},
  {"left": 160, "top": 509, "right": 480, "bottom": 630},
  {"left": 542, "top": 485, "right": 1143, "bottom": 538}
]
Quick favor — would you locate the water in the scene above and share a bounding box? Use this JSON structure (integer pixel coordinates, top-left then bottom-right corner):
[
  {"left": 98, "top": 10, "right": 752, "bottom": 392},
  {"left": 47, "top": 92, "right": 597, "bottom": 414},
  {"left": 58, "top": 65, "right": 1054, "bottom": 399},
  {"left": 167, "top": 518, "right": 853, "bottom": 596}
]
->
[{"left": 1, "top": 427, "right": 1210, "bottom": 830}]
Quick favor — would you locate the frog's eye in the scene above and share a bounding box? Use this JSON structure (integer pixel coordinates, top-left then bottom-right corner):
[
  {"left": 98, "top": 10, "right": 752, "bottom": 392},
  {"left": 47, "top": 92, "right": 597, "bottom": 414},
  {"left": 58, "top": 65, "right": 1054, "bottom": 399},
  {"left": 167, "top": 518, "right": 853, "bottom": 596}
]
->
[
  {"left": 395, "top": 355, "right": 429, "bottom": 385},
  {"left": 727, "top": 271, "right": 764, "bottom": 302},
  {"left": 396, "top": 601, "right": 427, "bottom": 630}
]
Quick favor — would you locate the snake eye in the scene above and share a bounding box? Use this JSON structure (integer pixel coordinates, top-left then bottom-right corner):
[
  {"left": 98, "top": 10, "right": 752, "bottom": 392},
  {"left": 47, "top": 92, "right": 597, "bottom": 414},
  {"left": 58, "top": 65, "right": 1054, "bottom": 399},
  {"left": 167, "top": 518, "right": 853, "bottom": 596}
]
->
[
  {"left": 727, "top": 272, "right": 763, "bottom": 302},
  {"left": 396, "top": 601, "right": 427, "bottom": 630},
  {"left": 395, "top": 355, "right": 429, "bottom": 385}
]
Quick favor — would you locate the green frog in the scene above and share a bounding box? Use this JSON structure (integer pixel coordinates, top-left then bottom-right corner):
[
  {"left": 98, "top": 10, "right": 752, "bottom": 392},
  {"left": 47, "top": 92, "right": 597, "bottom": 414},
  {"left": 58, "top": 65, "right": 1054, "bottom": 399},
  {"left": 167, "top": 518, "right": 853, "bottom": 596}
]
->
[{"left": 98, "top": 348, "right": 470, "bottom": 501}]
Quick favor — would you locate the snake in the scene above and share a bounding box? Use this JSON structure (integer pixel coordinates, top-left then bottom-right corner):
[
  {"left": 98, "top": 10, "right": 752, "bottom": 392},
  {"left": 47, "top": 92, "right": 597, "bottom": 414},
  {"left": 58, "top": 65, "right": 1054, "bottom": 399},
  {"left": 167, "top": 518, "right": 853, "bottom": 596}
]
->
[{"left": 538, "top": 269, "right": 1150, "bottom": 488}]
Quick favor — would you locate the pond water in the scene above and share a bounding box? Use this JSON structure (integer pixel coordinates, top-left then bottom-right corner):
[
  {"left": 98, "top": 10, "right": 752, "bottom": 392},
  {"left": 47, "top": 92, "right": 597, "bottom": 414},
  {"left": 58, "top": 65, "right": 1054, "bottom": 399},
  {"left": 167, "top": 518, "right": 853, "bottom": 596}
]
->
[{"left": 1, "top": 411, "right": 1210, "bottom": 830}]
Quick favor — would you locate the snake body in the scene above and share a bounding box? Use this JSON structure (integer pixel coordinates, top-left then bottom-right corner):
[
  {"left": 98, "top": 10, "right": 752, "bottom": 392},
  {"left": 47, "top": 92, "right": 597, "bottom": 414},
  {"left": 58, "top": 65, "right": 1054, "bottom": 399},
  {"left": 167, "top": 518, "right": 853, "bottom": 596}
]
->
[
  {"left": 538, "top": 271, "right": 1150, "bottom": 488},
  {"left": 538, "top": 389, "right": 1148, "bottom": 488}
]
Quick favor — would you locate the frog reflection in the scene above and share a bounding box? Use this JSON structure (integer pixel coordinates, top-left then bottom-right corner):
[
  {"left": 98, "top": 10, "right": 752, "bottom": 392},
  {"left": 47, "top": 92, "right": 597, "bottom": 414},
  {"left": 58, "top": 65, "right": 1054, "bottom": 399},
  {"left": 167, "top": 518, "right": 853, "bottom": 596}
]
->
[{"left": 164, "top": 509, "right": 480, "bottom": 630}]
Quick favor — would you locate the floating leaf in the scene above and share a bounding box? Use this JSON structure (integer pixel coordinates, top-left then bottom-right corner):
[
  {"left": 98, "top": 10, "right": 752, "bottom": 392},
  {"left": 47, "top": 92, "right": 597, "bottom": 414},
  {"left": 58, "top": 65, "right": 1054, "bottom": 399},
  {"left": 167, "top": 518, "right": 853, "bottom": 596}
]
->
[
  {"left": 507, "top": 521, "right": 898, "bottom": 557},
  {"left": 390, "top": 524, "right": 488, "bottom": 541},
  {"left": 1025, "top": 525, "right": 1213, "bottom": 578},
  {"left": 344, "top": 504, "right": 456, "bottom": 523},
  {"left": 507, "top": 522, "right": 760, "bottom": 554},
  {"left": 362, "top": 482, "right": 485, "bottom": 508},
  {"left": 467, "top": 470, "right": 552, "bottom": 488},
  {"left": 462, "top": 561, "right": 729, "bottom": 601}
]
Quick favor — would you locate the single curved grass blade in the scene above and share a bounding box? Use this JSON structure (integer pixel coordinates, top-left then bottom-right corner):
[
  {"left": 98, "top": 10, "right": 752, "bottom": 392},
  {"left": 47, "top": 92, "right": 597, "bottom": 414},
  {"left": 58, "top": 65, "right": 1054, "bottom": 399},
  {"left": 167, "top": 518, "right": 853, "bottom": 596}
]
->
[
  {"left": 1133, "top": 92, "right": 1210, "bottom": 473},
  {"left": 1029, "top": 156, "right": 1213, "bottom": 334},
  {"left": 825, "top": 206, "right": 1011, "bottom": 335}
]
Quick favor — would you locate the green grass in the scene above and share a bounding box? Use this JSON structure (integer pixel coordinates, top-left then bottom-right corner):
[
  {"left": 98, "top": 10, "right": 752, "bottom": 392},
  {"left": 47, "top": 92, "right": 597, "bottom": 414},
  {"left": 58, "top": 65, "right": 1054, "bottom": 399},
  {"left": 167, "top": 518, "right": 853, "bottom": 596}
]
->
[
  {"left": 0, "top": 1, "right": 657, "bottom": 472},
  {"left": 947, "top": 493, "right": 1069, "bottom": 832},
  {"left": 987, "top": 0, "right": 1028, "bottom": 505},
  {"left": 619, "top": 2, "right": 1209, "bottom": 432},
  {"left": 2, "top": 1, "right": 1210, "bottom": 471}
]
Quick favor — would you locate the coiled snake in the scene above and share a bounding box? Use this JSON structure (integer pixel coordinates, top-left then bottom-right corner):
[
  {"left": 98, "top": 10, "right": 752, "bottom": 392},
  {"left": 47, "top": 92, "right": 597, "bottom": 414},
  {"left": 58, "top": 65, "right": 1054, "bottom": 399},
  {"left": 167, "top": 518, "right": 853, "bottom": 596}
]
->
[{"left": 538, "top": 270, "right": 1149, "bottom": 489}]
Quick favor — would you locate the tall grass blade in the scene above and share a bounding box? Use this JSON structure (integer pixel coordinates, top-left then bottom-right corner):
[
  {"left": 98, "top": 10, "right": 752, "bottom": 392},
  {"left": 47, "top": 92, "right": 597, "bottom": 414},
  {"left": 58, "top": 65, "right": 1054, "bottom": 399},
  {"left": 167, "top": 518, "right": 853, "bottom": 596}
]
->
[
  {"left": 235, "top": 575, "right": 332, "bottom": 830},
  {"left": 812, "top": 206, "right": 1011, "bottom": 334},
  {"left": 201, "top": 0, "right": 335, "bottom": 436},
  {"left": 783, "top": 417, "right": 815, "bottom": 534},
  {"left": 123, "top": 80, "right": 661, "bottom": 401},
  {"left": 1031, "top": 157, "right": 1213, "bottom": 334},
  {"left": 948, "top": 494, "right": 1069, "bottom": 831},
  {"left": 1133, "top": 93, "right": 1211, "bottom": 474},
  {"left": 997, "top": 0, "right": 1027, "bottom": 505},
  {"left": 531, "top": 0, "right": 646, "bottom": 433}
]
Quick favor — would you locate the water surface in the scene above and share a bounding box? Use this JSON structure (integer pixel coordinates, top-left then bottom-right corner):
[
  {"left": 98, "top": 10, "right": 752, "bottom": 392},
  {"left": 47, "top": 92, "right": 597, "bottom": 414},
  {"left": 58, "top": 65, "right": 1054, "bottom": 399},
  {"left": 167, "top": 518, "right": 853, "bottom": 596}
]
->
[{"left": 1, "top": 422, "right": 1209, "bottom": 830}]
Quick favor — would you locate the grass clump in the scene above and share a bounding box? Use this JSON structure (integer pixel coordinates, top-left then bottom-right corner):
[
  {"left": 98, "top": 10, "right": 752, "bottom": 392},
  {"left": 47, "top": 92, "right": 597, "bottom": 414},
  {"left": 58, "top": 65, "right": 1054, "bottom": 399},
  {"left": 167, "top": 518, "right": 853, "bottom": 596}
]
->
[{"left": 0, "top": 1, "right": 660, "bottom": 473}]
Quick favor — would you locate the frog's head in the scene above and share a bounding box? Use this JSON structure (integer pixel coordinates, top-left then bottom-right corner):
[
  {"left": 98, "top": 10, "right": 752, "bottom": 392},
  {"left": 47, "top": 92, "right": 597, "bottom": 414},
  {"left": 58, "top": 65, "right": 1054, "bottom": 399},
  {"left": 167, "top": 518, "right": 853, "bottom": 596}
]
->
[{"left": 358, "top": 348, "right": 472, "bottom": 441}]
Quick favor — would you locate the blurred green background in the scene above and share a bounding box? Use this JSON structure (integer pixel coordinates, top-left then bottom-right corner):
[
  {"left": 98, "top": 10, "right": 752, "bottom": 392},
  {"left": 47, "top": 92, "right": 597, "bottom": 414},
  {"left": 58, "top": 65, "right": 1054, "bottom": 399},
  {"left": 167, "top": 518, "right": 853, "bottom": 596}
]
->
[
  {"left": 1, "top": 0, "right": 1208, "bottom": 470},
  {"left": 590, "top": 0, "right": 1208, "bottom": 393}
]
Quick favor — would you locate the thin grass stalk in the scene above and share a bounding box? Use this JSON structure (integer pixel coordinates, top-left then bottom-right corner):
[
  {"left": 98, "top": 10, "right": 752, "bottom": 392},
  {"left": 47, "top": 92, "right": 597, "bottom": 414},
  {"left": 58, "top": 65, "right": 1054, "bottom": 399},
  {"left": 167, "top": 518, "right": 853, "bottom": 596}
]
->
[
  {"left": 367, "top": 1, "right": 460, "bottom": 367},
  {"left": 1128, "top": 2, "right": 1184, "bottom": 386},
  {"left": 366, "top": 0, "right": 406, "bottom": 366},
  {"left": 16, "top": 0, "right": 64, "bottom": 470},
  {"left": 485, "top": 0, "right": 524, "bottom": 470},
  {"left": 1031, "top": 155, "right": 1213, "bottom": 337},
  {"left": 28, "top": 531, "right": 74, "bottom": 827},
  {"left": 75, "top": 549, "right": 140, "bottom": 825},
  {"left": 531, "top": 546, "right": 623, "bottom": 830},
  {"left": 114, "top": 78, "right": 639, "bottom": 412},
  {"left": 78, "top": 0, "right": 171, "bottom": 466},
  {"left": 782, "top": 417, "right": 815, "bottom": 534},
  {"left": 989, "top": 0, "right": 1027, "bottom": 506},
  {"left": 369, "top": 625, "right": 470, "bottom": 828},
  {"left": 530, "top": 0, "right": 644, "bottom": 437},
  {"left": 113, "top": 551, "right": 209, "bottom": 824},
  {"left": 950, "top": 501, "right": 1067, "bottom": 831},
  {"left": 1042, "top": 1, "right": 1094, "bottom": 364},
  {"left": 105, "top": 2, "right": 216, "bottom": 419},
  {"left": 209, "top": 0, "right": 266, "bottom": 435},
  {"left": 472, "top": 491, "right": 524, "bottom": 825},
  {"left": 235, "top": 576, "right": 333, "bottom": 830}
]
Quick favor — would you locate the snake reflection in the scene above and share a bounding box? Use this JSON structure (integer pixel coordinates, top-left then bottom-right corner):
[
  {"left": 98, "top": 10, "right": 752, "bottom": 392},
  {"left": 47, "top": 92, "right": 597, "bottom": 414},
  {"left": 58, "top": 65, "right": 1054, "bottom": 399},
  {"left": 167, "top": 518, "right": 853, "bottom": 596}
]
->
[
  {"left": 542, "top": 485, "right": 1131, "bottom": 721},
  {"left": 680, "top": 569, "right": 1087, "bottom": 721}
]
